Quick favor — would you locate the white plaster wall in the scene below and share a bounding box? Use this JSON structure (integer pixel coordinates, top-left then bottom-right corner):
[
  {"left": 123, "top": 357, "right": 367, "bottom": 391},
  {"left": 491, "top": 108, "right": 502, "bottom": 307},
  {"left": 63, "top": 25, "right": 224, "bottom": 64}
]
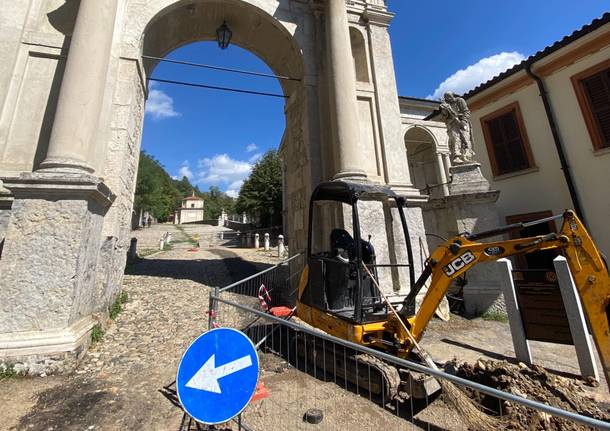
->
[
  {"left": 470, "top": 42, "right": 610, "bottom": 256},
  {"left": 543, "top": 46, "right": 610, "bottom": 257},
  {"left": 470, "top": 84, "right": 575, "bottom": 239}
]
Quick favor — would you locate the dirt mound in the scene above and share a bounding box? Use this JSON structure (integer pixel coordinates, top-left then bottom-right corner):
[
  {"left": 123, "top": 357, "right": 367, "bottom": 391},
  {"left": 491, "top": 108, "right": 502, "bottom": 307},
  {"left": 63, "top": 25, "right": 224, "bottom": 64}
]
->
[{"left": 445, "top": 359, "right": 610, "bottom": 430}]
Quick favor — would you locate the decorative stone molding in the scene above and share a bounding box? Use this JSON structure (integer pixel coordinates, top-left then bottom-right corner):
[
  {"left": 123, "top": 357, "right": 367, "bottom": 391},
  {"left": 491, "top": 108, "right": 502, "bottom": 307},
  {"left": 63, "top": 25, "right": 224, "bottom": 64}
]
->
[
  {"left": 0, "top": 316, "right": 96, "bottom": 360},
  {"left": 423, "top": 190, "right": 500, "bottom": 210},
  {"left": 448, "top": 163, "right": 491, "bottom": 195},
  {"left": 0, "top": 180, "right": 13, "bottom": 210},
  {"left": 363, "top": 6, "right": 394, "bottom": 27},
  {"left": 3, "top": 172, "right": 116, "bottom": 208}
]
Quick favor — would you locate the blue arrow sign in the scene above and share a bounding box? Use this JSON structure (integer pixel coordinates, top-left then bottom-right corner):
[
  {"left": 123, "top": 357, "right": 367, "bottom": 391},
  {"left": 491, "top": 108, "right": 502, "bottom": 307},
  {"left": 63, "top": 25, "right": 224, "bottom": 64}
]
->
[{"left": 177, "top": 327, "right": 259, "bottom": 424}]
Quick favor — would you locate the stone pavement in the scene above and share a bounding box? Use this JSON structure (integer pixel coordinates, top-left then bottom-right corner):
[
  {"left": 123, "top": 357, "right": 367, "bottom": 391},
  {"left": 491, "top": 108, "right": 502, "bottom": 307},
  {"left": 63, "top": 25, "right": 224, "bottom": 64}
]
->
[
  {"left": 1, "top": 224, "right": 608, "bottom": 430},
  {"left": 0, "top": 225, "right": 279, "bottom": 431}
]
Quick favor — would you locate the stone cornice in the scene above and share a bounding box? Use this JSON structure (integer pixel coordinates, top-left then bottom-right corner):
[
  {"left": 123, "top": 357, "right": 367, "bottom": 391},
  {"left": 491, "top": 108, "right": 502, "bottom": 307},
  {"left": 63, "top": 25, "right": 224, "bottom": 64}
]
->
[
  {"left": 363, "top": 6, "right": 394, "bottom": 27},
  {"left": 3, "top": 172, "right": 116, "bottom": 208},
  {"left": 423, "top": 190, "right": 501, "bottom": 210}
]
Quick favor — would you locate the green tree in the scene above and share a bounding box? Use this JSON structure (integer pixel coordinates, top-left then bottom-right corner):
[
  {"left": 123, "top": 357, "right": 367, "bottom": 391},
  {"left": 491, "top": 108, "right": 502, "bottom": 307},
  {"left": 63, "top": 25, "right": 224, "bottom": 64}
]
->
[
  {"left": 199, "top": 185, "right": 235, "bottom": 220},
  {"left": 236, "top": 150, "right": 282, "bottom": 227},
  {"left": 134, "top": 151, "right": 237, "bottom": 223},
  {"left": 133, "top": 151, "right": 181, "bottom": 222}
]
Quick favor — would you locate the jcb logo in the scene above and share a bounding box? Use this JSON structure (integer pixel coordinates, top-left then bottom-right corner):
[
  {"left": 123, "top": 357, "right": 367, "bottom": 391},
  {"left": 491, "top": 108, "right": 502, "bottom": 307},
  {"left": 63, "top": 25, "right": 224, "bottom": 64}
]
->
[{"left": 443, "top": 251, "right": 475, "bottom": 277}]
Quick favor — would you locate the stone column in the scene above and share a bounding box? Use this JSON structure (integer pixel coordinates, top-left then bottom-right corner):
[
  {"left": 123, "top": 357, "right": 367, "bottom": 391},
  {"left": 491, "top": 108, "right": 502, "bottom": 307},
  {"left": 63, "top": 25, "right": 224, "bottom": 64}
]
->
[
  {"left": 442, "top": 153, "right": 451, "bottom": 181},
  {"left": 435, "top": 152, "right": 449, "bottom": 196},
  {"left": 39, "top": 0, "right": 119, "bottom": 173},
  {"left": 365, "top": 8, "right": 416, "bottom": 192},
  {"left": 326, "top": 0, "right": 366, "bottom": 180}
]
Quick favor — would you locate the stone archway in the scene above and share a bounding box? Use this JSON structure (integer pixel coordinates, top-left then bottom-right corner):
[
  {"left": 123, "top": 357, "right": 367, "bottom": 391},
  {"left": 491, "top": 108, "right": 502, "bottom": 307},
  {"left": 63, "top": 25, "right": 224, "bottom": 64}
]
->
[
  {"left": 106, "top": 0, "right": 317, "bottom": 278},
  {"left": 404, "top": 125, "right": 451, "bottom": 198},
  {"left": 0, "top": 0, "right": 428, "bottom": 371}
]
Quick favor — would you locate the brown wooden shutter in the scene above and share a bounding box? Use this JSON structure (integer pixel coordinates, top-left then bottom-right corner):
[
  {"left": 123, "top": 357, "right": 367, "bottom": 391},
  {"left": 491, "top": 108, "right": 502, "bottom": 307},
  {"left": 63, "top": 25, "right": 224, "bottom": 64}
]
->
[
  {"left": 485, "top": 110, "right": 530, "bottom": 175},
  {"left": 582, "top": 68, "right": 610, "bottom": 149}
]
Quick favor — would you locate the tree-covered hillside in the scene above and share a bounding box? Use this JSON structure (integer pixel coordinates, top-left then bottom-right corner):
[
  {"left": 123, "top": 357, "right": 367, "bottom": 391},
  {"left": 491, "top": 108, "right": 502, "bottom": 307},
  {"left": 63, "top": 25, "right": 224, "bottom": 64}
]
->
[{"left": 133, "top": 151, "right": 235, "bottom": 222}]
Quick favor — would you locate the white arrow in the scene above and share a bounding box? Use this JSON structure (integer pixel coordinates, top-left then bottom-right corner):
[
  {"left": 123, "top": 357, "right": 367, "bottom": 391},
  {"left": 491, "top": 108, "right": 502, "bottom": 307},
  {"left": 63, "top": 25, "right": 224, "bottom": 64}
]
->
[{"left": 185, "top": 354, "right": 253, "bottom": 394}]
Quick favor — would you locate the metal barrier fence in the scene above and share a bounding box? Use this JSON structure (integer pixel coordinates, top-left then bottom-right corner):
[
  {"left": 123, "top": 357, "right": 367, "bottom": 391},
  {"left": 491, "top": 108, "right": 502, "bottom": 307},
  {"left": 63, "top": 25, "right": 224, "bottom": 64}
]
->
[
  {"left": 215, "top": 226, "right": 285, "bottom": 248},
  {"left": 207, "top": 255, "right": 610, "bottom": 430}
]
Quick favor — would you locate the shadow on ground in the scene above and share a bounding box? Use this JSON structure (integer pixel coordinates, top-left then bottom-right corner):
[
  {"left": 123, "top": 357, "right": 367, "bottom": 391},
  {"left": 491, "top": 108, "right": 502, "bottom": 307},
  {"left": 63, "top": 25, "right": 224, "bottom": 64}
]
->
[{"left": 125, "top": 248, "right": 272, "bottom": 288}]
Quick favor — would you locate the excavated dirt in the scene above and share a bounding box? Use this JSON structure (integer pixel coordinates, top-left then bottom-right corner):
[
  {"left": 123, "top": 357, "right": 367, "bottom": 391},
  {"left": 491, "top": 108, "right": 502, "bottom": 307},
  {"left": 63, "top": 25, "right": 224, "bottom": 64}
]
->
[{"left": 446, "top": 359, "right": 610, "bottom": 430}]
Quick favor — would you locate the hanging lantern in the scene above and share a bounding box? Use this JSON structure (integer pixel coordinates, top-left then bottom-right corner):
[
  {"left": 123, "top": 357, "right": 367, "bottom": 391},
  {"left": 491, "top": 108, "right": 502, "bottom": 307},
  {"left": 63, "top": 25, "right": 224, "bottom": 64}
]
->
[{"left": 216, "top": 21, "right": 232, "bottom": 50}]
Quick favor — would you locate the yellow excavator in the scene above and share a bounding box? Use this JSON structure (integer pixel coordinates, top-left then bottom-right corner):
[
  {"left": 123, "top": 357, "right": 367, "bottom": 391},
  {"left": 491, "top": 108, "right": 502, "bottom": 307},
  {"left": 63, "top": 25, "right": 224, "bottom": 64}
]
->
[{"left": 295, "top": 180, "right": 610, "bottom": 399}]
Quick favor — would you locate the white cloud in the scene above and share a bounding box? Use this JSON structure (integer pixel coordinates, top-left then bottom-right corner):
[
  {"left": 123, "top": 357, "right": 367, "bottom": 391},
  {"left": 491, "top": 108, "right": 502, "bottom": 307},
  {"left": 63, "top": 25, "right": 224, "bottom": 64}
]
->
[
  {"left": 248, "top": 153, "right": 263, "bottom": 164},
  {"left": 245, "top": 143, "right": 258, "bottom": 153},
  {"left": 145, "top": 85, "right": 180, "bottom": 120},
  {"left": 195, "top": 154, "right": 254, "bottom": 197},
  {"left": 427, "top": 51, "right": 525, "bottom": 100},
  {"left": 226, "top": 180, "right": 244, "bottom": 198},
  {"left": 177, "top": 162, "right": 193, "bottom": 180}
]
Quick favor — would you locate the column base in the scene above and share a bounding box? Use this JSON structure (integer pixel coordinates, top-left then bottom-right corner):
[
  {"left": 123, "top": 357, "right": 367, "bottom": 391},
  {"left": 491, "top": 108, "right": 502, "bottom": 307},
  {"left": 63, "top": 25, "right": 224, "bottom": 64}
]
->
[
  {"left": 0, "top": 172, "right": 115, "bottom": 373},
  {"left": 332, "top": 170, "right": 368, "bottom": 181},
  {"left": 38, "top": 156, "right": 95, "bottom": 174},
  {"left": 0, "top": 317, "right": 96, "bottom": 375}
]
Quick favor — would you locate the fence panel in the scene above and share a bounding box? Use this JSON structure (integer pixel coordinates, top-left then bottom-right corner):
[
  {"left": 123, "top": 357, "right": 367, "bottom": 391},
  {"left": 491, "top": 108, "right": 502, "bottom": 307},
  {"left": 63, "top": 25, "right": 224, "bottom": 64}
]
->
[{"left": 206, "top": 255, "right": 610, "bottom": 431}]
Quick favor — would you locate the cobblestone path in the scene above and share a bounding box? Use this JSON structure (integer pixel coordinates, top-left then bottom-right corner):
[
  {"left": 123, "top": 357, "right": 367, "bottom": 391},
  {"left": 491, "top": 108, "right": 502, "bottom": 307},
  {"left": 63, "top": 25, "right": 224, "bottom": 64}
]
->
[{"left": 0, "top": 225, "right": 279, "bottom": 431}]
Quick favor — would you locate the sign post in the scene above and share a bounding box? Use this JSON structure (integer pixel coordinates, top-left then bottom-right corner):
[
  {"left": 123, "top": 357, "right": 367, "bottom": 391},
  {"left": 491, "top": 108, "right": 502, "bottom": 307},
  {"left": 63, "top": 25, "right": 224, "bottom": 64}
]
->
[{"left": 177, "top": 328, "right": 259, "bottom": 425}]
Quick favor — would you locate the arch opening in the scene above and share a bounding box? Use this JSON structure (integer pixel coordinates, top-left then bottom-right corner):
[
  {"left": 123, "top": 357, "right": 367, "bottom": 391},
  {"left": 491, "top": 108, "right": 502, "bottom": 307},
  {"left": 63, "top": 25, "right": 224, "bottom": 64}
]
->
[
  {"left": 404, "top": 127, "right": 440, "bottom": 195},
  {"left": 133, "top": 0, "right": 313, "bottom": 253},
  {"left": 142, "top": 0, "right": 305, "bottom": 96}
]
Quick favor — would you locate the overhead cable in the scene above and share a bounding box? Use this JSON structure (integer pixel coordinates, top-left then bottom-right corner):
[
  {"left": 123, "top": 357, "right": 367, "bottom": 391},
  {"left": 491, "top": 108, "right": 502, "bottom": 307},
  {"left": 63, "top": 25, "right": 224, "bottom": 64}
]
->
[
  {"left": 142, "top": 55, "right": 300, "bottom": 82},
  {"left": 148, "top": 77, "right": 287, "bottom": 99}
]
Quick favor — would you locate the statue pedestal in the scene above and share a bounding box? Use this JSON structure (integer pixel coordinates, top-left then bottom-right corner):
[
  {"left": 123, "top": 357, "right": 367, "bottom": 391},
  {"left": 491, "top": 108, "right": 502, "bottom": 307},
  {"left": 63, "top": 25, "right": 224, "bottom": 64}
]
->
[
  {"left": 449, "top": 162, "right": 490, "bottom": 194},
  {"left": 422, "top": 162, "right": 508, "bottom": 315}
]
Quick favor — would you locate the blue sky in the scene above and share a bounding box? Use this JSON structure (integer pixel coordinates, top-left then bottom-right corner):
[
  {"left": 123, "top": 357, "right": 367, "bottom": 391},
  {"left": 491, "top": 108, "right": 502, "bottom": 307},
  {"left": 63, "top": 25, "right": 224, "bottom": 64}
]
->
[{"left": 142, "top": 1, "right": 609, "bottom": 197}]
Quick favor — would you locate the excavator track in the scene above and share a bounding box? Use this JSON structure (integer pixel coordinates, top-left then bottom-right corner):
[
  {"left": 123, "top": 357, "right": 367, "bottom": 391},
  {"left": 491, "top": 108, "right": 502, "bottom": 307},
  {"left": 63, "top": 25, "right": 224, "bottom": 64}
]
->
[
  {"left": 289, "top": 331, "right": 438, "bottom": 402},
  {"left": 353, "top": 353, "right": 402, "bottom": 401}
]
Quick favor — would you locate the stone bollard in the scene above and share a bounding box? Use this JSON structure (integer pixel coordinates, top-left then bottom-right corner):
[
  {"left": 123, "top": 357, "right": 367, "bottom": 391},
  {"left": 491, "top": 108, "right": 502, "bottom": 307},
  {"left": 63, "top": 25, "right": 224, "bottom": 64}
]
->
[
  {"left": 264, "top": 233, "right": 270, "bottom": 251},
  {"left": 159, "top": 236, "right": 165, "bottom": 250},
  {"left": 166, "top": 232, "right": 172, "bottom": 244},
  {"left": 278, "top": 235, "right": 285, "bottom": 257},
  {"left": 220, "top": 231, "right": 224, "bottom": 240},
  {"left": 129, "top": 238, "right": 137, "bottom": 260},
  {"left": 254, "top": 233, "right": 260, "bottom": 249}
]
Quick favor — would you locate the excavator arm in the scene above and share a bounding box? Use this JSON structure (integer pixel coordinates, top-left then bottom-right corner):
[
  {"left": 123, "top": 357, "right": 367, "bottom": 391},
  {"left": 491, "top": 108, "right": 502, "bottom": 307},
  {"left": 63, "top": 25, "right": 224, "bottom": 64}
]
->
[{"left": 395, "top": 211, "right": 610, "bottom": 382}]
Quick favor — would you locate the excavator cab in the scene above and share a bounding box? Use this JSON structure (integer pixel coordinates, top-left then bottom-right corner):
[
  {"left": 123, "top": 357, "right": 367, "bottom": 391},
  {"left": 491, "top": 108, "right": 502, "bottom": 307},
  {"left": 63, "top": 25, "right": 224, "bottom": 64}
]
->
[{"left": 298, "top": 180, "right": 415, "bottom": 326}]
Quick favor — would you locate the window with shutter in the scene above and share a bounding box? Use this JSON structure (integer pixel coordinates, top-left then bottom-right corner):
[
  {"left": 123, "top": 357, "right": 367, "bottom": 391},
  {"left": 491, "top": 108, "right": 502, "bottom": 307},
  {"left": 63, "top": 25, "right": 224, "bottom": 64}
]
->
[
  {"left": 572, "top": 60, "right": 610, "bottom": 151},
  {"left": 481, "top": 102, "right": 535, "bottom": 176}
]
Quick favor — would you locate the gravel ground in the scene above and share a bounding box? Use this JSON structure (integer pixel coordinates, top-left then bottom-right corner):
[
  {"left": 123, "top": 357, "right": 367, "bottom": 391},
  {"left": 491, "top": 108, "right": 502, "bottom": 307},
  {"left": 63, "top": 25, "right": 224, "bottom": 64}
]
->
[{"left": 2, "top": 224, "right": 606, "bottom": 430}]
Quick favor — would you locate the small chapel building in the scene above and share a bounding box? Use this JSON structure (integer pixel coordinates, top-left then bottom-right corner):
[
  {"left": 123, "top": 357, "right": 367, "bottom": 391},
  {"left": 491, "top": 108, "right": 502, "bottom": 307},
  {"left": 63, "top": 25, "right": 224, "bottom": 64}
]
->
[{"left": 174, "top": 192, "right": 204, "bottom": 225}]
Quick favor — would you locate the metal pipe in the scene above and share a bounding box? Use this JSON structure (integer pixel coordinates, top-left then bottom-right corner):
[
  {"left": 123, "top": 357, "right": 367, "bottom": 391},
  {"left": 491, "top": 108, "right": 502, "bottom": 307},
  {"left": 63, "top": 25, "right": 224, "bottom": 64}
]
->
[
  {"left": 213, "top": 295, "right": 610, "bottom": 430},
  {"left": 525, "top": 65, "right": 586, "bottom": 225},
  {"left": 396, "top": 198, "right": 416, "bottom": 292}
]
